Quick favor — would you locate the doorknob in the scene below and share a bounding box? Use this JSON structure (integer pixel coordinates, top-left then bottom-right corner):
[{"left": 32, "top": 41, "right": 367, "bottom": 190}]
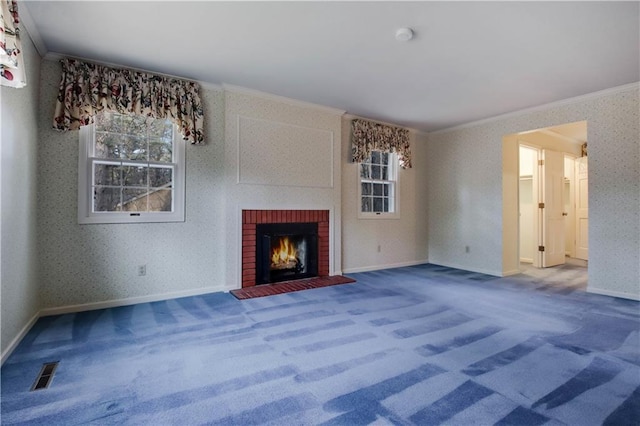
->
[{"left": 562, "top": 212, "right": 568, "bottom": 216}]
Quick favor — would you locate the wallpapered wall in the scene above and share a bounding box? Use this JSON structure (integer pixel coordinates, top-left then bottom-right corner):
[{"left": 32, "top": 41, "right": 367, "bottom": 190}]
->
[
  {"left": 37, "top": 60, "right": 228, "bottom": 309},
  {"left": 427, "top": 85, "right": 640, "bottom": 299},
  {"left": 1, "top": 31, "right": 42, "bottom": 357},
  {"left": 341, "top": 118, "right": 429, "bottom": 273},
  {"left": 35, "top": 64, "right": 344, "bottom": 310},
  {"left": 223, "top": 89, "right": 343, "bottom": 286}
]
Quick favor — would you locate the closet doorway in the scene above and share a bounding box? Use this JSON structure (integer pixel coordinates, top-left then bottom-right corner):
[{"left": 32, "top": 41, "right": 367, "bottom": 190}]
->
[{"left": 517, "top": 122, "right": 588, "bottom": 269}]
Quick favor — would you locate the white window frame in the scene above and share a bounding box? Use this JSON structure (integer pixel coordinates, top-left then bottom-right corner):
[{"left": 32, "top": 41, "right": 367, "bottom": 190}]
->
[
  {"left": 358, "top": 150, "right": 400, "bottom": 219},
  {"left": 78, "top": 115, "right": 186, "bottom": 224}
]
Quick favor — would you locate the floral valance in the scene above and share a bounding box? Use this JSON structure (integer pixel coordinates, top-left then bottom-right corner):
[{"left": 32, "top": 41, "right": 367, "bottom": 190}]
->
[
  {"left": 1, "top": 0, "right": 26, "bottom": 88},
  {"left": 351, "top": 119, "right": 412, "bottom": 169},
  {"left": 53, "top": 58, "right": 204, "bottom": 144}
]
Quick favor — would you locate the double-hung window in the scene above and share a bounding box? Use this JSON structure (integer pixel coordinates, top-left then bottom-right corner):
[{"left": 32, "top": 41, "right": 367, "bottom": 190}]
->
[
  {"left": 359, "top": 150, "right": 399, "bottom": 218},
  {"left": 78, "top": 112, "right": 185, "bottom": 224}
]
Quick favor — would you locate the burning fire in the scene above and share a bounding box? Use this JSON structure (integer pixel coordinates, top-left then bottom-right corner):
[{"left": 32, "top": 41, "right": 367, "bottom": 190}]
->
[{"left": 271, "top": 237, "right": 298, "bottom": 269}]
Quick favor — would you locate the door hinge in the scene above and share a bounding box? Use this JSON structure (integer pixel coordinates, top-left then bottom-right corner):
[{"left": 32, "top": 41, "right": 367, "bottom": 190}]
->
[
  {"left": 538, "top": 202, "right": 545, "bottom": 209},
  {"left": 538, "top": 246, "right": 545, "bottom": 252},
  {"left": 538, "top": 160, "right": 544, "bottom": 166}
]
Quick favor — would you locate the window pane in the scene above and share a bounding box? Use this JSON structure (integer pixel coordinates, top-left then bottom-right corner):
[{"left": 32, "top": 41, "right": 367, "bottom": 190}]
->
[
  {"left": 120, "top": 136, "right": 147, "bottom": 161},
  {"left": 94, "top": 132, "right": 121, "bottom": 159},
  {"left": 383, "top": 198, "right": 389, "bottom": 212},
  {"left": 121, "top": 115, "right": 148, "bottom": 136},
  {"left": 149, "top": 189, "right": 172, "bottom": 212},
  {"left": 381, "top": 152, "right": 389, "bottom": 164},
  {"left": 94, "top": 164, "right": 121, "bottom": 186},
  {"left": 94, "top": 187, "right": 121, "bottom": 212},
  {"left": 381, "top": 166, "right": 388, "bottom": 180},
  {"left": 149, "top": 167, "right": 173, "bottom": 188},
  {"left": 371, "top": 151, "right": 380, "bottom": 164},
  {"left": 362, "top": 197, "right": 372, "bottom": 212},
  {"left": 383, "top": 184, "right": 389, "bottom": 196},
  {"left": 149, "top": 140, "right": 173, "bottom": 162},
  {"left": 94, "top": 112, "right": 112, "bottom": 129},
  {"left": 122, "top": 188, "right": 148, "bottom": 211},
  {"left": 373, "top": 197, "right": 383, "bottom": 212},
  {"left": 121, "top": 188, "right": 172, "bottom": 212},
  {"left": 123, "top": 166, "right": 148, "bottom": 187},
  {"left": 373, "top": 183, "right": 383, "bottom": 196},
  {"left": 371, "top": 165, "right": 381, "bottom": 179},
  {"left": 108, "top": 114, "right": 124, "bottom": 134},
  {"left": 361, "top": 182, "right": 372, "bottom": 196},
  {"left": 360, "top": 164, "right": 370, "bottom": 179},
  {"left": 148, "top": 118, "right": 173, "bottom": 139}
]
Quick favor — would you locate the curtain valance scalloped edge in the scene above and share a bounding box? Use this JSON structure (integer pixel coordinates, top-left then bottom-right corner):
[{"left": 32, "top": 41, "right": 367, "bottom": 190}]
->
[
  {"left": 52, "top": 58, "right": 205, "bottom": 145},
  {"left": 351, "top": 118, "right": 412, "bottom": 169}
]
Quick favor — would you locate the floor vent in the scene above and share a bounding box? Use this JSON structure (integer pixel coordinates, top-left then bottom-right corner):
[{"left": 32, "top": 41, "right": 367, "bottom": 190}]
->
[{"left": 31, "top": 362, "right": 59, "bottom": 391}]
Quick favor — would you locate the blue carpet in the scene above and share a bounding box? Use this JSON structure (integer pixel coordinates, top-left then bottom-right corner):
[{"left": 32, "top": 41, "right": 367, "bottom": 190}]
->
[{"left": 1, "top": 264, "right": 639, "bottom": 425}]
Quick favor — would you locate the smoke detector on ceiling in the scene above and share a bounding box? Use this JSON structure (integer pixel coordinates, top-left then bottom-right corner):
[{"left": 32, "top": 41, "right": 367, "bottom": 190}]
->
[{"left": 395, "top": 28, "right": 414, "bottom": 42}]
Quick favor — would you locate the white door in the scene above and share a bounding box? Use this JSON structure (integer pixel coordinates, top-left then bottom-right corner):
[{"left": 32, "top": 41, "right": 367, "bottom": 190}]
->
[
  {"left": 541, "top": 149, "right": 566, "bottom": 267},
  {"left": 575, "top": 157, "right": 589, "bottom": 260}
]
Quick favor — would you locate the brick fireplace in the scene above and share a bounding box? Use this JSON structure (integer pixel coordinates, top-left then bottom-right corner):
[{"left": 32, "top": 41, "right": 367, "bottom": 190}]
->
[{"left": 242, "top": 210, "right": 330, "bottom": 288}]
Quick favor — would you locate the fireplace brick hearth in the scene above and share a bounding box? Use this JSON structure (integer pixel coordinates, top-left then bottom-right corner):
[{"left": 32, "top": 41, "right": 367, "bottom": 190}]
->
[{"left": 241, "top": 209, "right": 330, "bottom": 288}]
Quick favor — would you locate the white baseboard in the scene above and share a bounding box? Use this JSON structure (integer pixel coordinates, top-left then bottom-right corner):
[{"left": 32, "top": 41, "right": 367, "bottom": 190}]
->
[
  {"left": 1, "top": 312, "right": 39, "bottom": 365},
  {"left": 2, "top": 286, "right": 228, "bottom": 366},
  {"left": 40, "top": 285, "right": 228, "bottom": 317},
  {"left": 587, "top": 287, "right": 640, "bottom": 301},
  {"left": 343, "top": 260, "right": 428, "bottom": 274}
]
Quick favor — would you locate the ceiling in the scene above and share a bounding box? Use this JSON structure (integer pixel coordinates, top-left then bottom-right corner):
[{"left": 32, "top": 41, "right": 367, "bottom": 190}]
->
[{"left": 21, "top": 1, "right": 639, "bottom": 133}]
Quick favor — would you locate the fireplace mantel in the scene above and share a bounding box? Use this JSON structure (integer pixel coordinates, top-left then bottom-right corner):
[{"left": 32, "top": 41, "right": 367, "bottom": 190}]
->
[{"left": 241, "top": 210, "right": 330, "bottom": 288}]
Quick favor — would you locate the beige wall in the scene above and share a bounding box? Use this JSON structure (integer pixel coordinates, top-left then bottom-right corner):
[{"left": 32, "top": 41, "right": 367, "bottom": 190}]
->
[
  {"left": 36, "top": 60, "right": 228, "bottom": 309},
  {"left": 222, "top": 88, "right": 343, "bottom": 286},
  {"left": 341, "top": 118, "right": 428, "bottom": 272},
  {"left": 34, "top": 66, "right": 344, "bottom": 310},
  {"left": 429, "top": 85, "right": 639, "bottom": 300},
  {"left": 1, "top": 30, "right": 42, "bottom": 360}
]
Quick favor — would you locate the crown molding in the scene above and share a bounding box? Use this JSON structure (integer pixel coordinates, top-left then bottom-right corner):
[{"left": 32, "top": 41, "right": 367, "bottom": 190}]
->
[
  {"left": 222, "top": 83, "right": 346, "bottom": 117},
  {"left": 17, "top": 2, "right": 48, "bottom": 57},
  {"left": 430, "top": 82, "right": 640, "bottom": 135},
  {"left": 42, "top": 52, "right": 223, "bottom": 91},
  {"left": 343, "top": 113, "right": 428, "bottom": 137}
]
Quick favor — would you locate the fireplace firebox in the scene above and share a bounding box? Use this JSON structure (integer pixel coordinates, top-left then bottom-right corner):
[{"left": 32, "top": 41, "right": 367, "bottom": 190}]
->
[{"left": 256, "top": 222, "right": 318, "bottom": 285}]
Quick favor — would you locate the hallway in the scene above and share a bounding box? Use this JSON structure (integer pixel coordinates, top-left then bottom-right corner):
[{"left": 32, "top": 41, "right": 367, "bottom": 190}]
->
[{"left": 518, "top": 259, "right": 588, "bottom": 295}]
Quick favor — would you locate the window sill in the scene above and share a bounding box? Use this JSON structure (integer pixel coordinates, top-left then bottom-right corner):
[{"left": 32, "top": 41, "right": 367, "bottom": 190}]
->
[
  {"left": 358, "top": 212, "right": 401, "bottom": 220},
  {"left": 79, "top": 212, "right": 185, "bottom": 225}
]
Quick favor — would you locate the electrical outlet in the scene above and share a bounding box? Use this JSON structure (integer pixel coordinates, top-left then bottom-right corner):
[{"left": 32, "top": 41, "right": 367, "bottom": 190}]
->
[{"left": 138, "top": 265, "right": 146, "bottom": 276}]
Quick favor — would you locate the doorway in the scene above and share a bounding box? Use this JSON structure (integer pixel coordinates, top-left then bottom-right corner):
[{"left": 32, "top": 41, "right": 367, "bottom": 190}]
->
[{"left": 516, "top": 122, "right": 588, "bottom": 270}]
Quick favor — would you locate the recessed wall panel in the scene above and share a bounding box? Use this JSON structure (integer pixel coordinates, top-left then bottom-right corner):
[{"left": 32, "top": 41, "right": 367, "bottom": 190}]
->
[{"left": 238, "top": 116, "right": 334, "bottom": 188}]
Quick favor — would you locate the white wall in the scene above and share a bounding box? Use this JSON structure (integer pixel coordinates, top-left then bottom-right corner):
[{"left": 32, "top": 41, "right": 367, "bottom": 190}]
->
[
  {"left": 223, "top": 88, "right": 343, "bottom": 285},
  {"left": 37, "top": 60, "right": 228, "bottom": 309},
  {"left": 428, "top": 84, "right": 640, "bottom": 300},
  {"left": 341, "top": 118, "right": 428, "bottom": 273},
  {"left": 1, "top": 30, "right": 42, "bottom": 359}
]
